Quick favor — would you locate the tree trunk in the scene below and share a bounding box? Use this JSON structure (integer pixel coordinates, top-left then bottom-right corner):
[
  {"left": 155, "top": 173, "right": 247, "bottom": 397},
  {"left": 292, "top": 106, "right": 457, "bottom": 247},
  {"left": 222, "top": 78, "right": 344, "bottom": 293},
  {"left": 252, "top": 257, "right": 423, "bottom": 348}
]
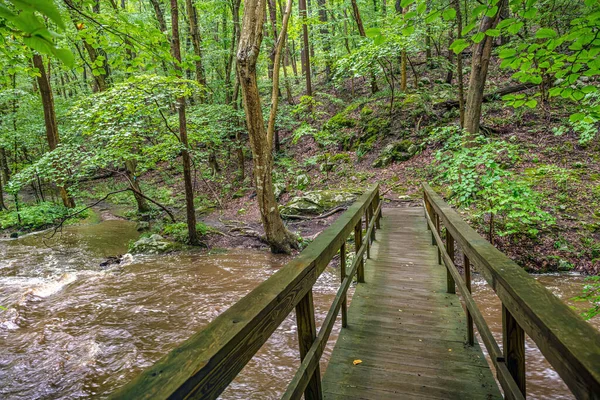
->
[
  {"left": 237, "top": 0, "right": 298, "bottom": 253},
  {"left": 171, "top": 0, "right": 199, "bottom": 245},
  {"left": 225, "top": 0, "right": 241, "bottom": 104},
  {"left": 32, "top": 54, "right": 75, "bottom": 208},
  {"left": 149, "top": 0, "right": 167, "bottom": 32},
  {"left": 299, "top": 0, "right": 312, "bottom": 96},
  {"left": 454, "top": 0, "right": 465, "bottom": 127},
  {"left": 464, "top": 0, "right": 506, "bottom": 136},
  {"left": 125, "top": 160, "right": 151, "bottom": 212},
  {"left": 185, "top": 0, "right": 207, "bottom": 96},
  {"left": 351, "top": 0, "right": 378, "bottom": 93},
  {"left": 316, "top": 0, "right": 331, "bottom": 80}
]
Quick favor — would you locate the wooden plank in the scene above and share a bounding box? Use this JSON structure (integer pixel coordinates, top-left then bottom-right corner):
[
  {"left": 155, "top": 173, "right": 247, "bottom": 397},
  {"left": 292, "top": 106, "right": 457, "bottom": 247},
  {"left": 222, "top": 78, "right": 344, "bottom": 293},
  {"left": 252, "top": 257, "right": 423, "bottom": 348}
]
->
[
  {"left": 295, "top": 291, "right": 322, "bottom": 400},
  {"left": 423, "top": 183, "right": 600, "bottom": 398},
  {"left": 322, "top": 207, "right": 502, "bottom": 400},
  {"left": 503, "top": 305, "right": 526, "bottom": 397}
]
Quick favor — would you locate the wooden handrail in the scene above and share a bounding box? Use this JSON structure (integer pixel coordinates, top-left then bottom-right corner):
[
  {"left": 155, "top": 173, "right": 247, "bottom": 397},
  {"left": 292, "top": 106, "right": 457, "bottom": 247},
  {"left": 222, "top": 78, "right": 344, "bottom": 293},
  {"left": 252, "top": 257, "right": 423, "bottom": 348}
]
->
[
  {"left": 111, "top": 185, "right": 382, "bottom": 400},
  {"left": 422, "top": 183, "right": 600, "bottom": 400}
]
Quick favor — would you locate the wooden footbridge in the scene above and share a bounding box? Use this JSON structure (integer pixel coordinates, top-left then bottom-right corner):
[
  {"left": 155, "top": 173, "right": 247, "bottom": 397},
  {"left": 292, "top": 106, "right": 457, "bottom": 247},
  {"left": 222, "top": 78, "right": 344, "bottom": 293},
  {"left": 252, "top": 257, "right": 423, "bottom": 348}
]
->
[{"left": 113, "top": 185, "right": 600, "bottom": 399}]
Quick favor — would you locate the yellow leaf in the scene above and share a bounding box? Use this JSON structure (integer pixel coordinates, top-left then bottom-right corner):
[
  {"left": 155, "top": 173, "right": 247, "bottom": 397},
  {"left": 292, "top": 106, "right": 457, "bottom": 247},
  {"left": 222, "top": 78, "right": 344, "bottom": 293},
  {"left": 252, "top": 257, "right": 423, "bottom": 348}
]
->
[{"left": 353, "top": 359, "right": 362, "bottom": 365}]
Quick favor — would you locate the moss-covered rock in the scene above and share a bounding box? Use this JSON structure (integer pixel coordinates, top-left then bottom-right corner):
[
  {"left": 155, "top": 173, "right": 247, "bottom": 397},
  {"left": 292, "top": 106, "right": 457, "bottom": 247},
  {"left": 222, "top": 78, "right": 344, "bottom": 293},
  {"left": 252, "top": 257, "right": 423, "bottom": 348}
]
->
[
  {"left": 280, "top": 189, "right": 361, "bottom": 216},
  {"left": 129, "top": 234, "right": 179, "bottom": 254},
  {"left": 372, "top": 139, "right": 418, "bottom": 168}
]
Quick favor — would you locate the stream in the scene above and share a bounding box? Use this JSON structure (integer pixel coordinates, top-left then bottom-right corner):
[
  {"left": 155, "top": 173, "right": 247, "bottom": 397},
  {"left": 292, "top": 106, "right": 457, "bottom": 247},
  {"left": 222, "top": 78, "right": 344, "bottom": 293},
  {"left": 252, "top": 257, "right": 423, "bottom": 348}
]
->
[{"left": 0, "top": 220, "right": 598, "bottom": 399}]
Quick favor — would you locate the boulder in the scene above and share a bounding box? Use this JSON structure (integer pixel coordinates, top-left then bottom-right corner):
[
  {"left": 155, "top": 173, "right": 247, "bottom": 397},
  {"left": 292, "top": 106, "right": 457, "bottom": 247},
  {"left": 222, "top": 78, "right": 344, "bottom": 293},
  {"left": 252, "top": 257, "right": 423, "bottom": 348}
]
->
[
  {"left": 280, "top": 190, "right": 361, "bottom": 216},
  {"left": 129, "top": 234, "right": 178, "bottom": 254},
  {"left": 372, "top": 140, "right": 416, "bottom": 168}
]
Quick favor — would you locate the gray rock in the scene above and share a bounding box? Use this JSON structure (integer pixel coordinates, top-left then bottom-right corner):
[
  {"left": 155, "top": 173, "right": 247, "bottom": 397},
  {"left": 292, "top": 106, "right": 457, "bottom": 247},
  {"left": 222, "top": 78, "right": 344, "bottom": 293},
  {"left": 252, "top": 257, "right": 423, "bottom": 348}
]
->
[
  {"left": 280, "top": 190, "right": 361, "bottom": 216},
  {"left": 129, "top": 234, "right": 178, "bottom": 254}
]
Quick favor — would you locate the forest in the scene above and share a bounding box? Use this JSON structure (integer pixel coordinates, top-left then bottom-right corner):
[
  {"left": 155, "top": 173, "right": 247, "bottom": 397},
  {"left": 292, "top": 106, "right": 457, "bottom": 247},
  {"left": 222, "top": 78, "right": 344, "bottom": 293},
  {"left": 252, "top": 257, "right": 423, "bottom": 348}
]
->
[{"left": 1, "top": 0, "right": 600, "bottom": 397}]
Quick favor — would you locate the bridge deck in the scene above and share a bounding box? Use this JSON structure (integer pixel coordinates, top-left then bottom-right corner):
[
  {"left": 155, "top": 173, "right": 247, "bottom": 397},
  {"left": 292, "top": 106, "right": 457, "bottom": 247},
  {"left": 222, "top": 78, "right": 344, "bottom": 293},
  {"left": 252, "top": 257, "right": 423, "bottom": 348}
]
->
[{"left": 322, "top": 207, "right": 502, "bottom": 400}]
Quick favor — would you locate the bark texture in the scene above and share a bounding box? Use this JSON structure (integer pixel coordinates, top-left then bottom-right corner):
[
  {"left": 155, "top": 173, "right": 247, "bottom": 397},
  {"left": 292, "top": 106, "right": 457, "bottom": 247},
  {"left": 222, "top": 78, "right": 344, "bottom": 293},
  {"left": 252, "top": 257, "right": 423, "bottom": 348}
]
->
[
  {"left": 237, "top": 0, "right": 298, "bottom": 253},
  {"left": 32, "top": 54, "right": 75, "bottom": 208},
  {"left": 171, "top": 0, "right": 199, "bottom": 245},
  {"left": 464, "top": 0, "right": 506, "bottom": 135}
]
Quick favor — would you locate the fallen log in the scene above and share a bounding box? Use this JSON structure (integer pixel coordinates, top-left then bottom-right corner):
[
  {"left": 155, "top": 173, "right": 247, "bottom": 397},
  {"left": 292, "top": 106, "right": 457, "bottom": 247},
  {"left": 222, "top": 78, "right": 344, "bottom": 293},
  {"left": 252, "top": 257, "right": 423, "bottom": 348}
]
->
[{"left": 435, "top": 82, "right": 537, "bottom": 110}]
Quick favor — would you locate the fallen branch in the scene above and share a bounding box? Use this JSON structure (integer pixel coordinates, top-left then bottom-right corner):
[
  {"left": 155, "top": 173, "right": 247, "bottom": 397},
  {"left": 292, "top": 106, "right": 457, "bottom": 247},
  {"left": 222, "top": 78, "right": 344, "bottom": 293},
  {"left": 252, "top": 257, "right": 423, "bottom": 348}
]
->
[
  {"left": 282, "top": 206, "right": 347, "bottom": 221},
  {"left": 434, "top": 82, "right": 537, "bottom": 110}
]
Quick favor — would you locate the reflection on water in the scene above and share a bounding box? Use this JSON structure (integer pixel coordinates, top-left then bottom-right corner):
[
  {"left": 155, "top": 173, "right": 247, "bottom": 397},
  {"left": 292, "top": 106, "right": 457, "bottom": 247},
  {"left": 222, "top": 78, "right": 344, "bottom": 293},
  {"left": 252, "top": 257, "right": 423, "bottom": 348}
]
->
[
  {"left": 0, "top": 220, "right": 342, "bottom": 399},
  {"left": 472, "top": 273, "right": 600, "bottom": 400}
]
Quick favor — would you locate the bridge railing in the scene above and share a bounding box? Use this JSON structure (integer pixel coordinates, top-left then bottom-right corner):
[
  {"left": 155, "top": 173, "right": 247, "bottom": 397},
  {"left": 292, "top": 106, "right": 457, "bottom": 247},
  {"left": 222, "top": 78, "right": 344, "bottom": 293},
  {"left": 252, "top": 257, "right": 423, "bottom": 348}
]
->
[
  {"left": 111, "top": 185, "right": 382, "bottom": 400},
  {"left": 423, "top": 183, "right": 600, "bottom": 400}
]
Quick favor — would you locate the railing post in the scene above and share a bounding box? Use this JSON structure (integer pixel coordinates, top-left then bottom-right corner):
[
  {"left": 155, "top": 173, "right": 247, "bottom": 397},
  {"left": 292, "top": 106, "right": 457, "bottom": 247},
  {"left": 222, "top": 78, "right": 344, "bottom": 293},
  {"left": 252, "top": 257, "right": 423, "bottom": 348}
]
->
[
  {"left": 446, "top": 229, "right": 455, "bottom": 294},
  {"left": 295, "top": 290, "right": 323, "bottom": 400},
  {"left": 464, "top": 255, "right": 474, "bottom": 346},
  {"left": 340, "top": 241, "right": 348, "bottom": 328},
  {"left": 375, "top": 194, "right": 381, "bottom": 229},
  {"left": 370, "top": 200, "right": 376, "bottom": 242},
  {"left": 503, "top": 305, "right": 526, "bottom": 397},
  {"left": 355, "top": 220, "right": 364, "bottom": 283},
  {"left": 435, "top": 214, "right": 441, "bottom": 265},
  {"left": 365, "top": 207, "right": 371, "bottom": 259}
]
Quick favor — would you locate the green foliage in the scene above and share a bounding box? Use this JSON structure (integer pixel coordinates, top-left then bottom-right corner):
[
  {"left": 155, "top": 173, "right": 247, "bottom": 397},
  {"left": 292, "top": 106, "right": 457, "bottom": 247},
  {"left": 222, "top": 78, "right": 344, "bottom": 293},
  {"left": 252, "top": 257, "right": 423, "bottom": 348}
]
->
[
  {"left": 573, "top": 276, "right": 600, "bottom": 320},
  {"left": 161, "top": 221, "right": 211, "bottom": 243},
  {"left": 433, "top": 127, "right": 554, "bottom": 238},
  {"left": 0, "top": 201, "right": 87, "bottom": 230}
]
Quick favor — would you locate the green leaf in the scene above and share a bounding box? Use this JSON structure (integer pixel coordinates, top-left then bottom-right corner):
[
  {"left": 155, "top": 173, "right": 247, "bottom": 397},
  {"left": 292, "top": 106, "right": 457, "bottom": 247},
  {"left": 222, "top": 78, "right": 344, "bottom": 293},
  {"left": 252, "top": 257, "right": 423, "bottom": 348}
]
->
[
  {"left": 442, "top": 8, "right": 456, "bottom": 21},
  {"left": 485, "top": 6, "right": 498, "bottom": 17},
  {"left": 525, "top": 99, "right": 537, "bottom": 108},
  {"left": 507, "top": 22, "right": 524, "bottom": 35},
  {"left": 12, "top": 0, "right": 66, "bottom": 30},
  {"left": 499, "top": 48, "right": 517, "bottom": 58},
  {"left": 462, "top": 21, "right": 477, "bottom": 36},
  {"left": 570, "top": 113, "right": 585, "bottom": 122},
  {"left": 425, "top": 10, "right": 440, "bottom": 23},
  {"left": 485, "top": 29, "right": 501, "bottom": 37},
  {"left": 402, "top": 25, "right": 415, "bottom": 36},
  {"left": 472, "top": 32, "right": 486, "bottom": 43},
  {"left": 53, "top": 48, "right": 74, "bottom": 67},
  {"left": 535, "top": 28, "right": 557, "bottom": 39},
  {"left": 449, "top": 38, "right": 470, "bottom": 54},
  {"left": 400, "top": 0, "right": 415, "bottom": 7}
]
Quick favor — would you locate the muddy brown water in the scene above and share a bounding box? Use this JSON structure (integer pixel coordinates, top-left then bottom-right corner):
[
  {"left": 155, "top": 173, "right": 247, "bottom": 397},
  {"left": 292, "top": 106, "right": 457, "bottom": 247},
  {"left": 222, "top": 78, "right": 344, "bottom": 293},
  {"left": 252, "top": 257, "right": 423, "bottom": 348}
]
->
[{"left": 0, "top": 220, "right": 598, "bottom": 399}]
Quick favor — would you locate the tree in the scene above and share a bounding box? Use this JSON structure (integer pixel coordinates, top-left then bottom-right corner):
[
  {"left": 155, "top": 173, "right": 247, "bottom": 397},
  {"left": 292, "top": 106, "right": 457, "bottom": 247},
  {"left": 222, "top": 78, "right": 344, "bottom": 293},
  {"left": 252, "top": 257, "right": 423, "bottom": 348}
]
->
[
  {"left": 32, "top": 54, "right": 76, "bottom": 208},
  {"left": 237, "top": 0, "right": 298, "bottom": 253},
  {"left": 464, "top": 0, "right": 507, "bottom": 135},
  {"left": 170, "top": 0, "right": 199, "bottom": 245}
]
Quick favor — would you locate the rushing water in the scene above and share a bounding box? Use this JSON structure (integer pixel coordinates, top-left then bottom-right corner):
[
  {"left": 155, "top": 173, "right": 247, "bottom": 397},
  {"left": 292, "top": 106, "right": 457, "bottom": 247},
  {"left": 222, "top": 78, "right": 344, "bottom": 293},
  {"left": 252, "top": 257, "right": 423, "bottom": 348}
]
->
[
  {"left": 0, "top": 220, "right": 597, "bottom": 399},
  {"left": 472, "top": 273, "right": 600, "bottom": 400},
  {"left": 0, "top": 220, "right": 342, "bottom": 399}
]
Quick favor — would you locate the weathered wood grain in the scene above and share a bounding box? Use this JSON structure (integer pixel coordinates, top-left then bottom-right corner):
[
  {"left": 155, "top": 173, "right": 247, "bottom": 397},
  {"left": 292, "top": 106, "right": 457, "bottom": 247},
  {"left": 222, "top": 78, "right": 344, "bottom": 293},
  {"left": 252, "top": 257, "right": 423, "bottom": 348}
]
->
[
  {"left": 322, "top": 207, "right": 502, "bottom": 400},
  {"left": 423, "top": 183, "right": 600, "bottom": 399}
]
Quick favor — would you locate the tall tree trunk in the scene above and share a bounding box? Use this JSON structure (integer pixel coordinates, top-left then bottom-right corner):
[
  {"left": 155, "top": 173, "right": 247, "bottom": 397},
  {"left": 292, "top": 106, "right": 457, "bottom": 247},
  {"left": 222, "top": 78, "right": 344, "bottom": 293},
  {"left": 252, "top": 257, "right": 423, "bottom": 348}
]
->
[
  {"left": 299, "top": 0, "right": 312, "bottom": 96},
  {"left": 351, "top": 0, "right": 378, "bottom": 93},
  {"left": 445, "top": 27, "right": 455, "bottom": 84},
  {"left": 32, "top": 54, "right": 75, "bottom": 208},
  {"left": 237, "top": 0, "right": 298, "bottom": 253},
  {"left": 225, "top": 0, "right": 241, "bottom": 104},
  {"left": 0, "top": 174, "right": 7, "bottom": 210},
  {"left": 149, "top": 0, "right": 167, "bottom": 32},
  {"left": 464, "top": 0, "right": 506, "bottom": 135},
  {"left": 316, "top": 0, "right": 332, "bottom": 80},
  {"left": 171, "top": 0, "right": 199, "bottom": 245},
  {"left": 184, "top": 0, "right": 207, "bottom": 96},
  {"left": 454, "top": 0, "right": 465, "bottom": 127}
]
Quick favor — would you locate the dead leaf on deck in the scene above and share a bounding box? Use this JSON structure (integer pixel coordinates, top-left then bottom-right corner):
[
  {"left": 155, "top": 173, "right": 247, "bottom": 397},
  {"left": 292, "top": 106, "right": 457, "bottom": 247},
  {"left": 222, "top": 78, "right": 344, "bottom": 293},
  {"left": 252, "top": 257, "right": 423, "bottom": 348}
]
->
[{"left": 353, "top": 359, "right": 363, "bottom": 365}]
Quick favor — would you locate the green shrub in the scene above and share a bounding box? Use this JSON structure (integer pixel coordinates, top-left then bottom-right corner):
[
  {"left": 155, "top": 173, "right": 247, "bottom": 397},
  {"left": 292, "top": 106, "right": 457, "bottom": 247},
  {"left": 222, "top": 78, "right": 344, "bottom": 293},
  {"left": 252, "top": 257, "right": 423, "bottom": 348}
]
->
[{"left": 0, "top": 202, "right": 88, "bottom": 230}]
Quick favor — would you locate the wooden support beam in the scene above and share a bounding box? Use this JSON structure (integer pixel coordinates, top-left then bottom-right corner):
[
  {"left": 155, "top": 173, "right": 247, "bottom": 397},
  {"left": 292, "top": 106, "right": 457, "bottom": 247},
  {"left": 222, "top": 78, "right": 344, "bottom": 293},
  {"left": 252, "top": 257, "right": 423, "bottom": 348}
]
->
[
  {"left": 464, "top": 255, "right": 474, "bottom": 346},
  {"left": 355, "top": 220, "right": 364, "bottom": 283},
  {"left": 295, "top": 291, "right": 323, "bottom": 400},
  {"left": 503, "top": 305, "right": 526, "bottom": 397},
  {"left": 446, "top": 229, "right": 455, "bottom": 294},
  {"left": 340, "top": 241, "right": 348, "bottom": 328}
]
